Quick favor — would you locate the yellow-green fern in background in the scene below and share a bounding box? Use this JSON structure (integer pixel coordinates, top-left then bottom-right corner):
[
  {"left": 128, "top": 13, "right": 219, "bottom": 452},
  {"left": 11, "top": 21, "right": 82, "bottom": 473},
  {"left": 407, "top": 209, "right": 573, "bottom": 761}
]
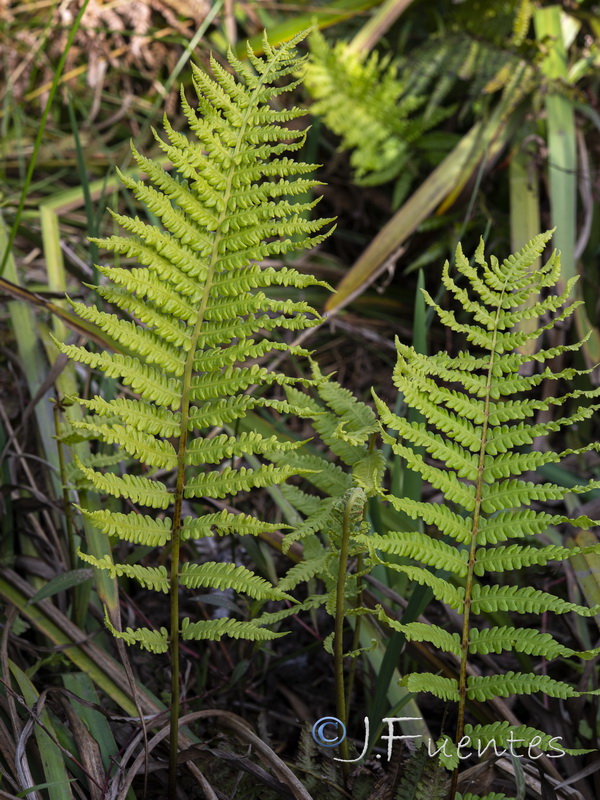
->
[{"left": 303, "top": 28, "right": 452, "bottom": 196}]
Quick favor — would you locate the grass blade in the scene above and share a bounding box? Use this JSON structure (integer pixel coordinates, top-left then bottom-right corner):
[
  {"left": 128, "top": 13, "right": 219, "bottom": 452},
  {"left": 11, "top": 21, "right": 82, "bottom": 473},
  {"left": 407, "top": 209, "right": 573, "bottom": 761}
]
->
[
  {"left": 0, "top": 0, "right": 91, "bottom": 278},
  {"left": 9, "top": 662, "right": 72, "bottom": 800},
  {"left": 534, "top": 5, "right": 600, "bottom": 363}
]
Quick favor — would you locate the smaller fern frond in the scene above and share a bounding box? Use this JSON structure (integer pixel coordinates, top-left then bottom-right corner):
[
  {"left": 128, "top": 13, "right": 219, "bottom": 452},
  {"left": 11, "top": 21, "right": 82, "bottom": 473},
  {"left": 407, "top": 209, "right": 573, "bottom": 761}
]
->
[
  {"left": 75, "top": 459, "right": 171, "bottom": 508},
  {"left": 401, "top": 674, "right": 460, "bottom": 702},
  {"left": 74, "top": 506, "right": 171, "bottom": 546},
  {"left": 304, "top": 29, "right": 450, "bottom": 187},
  {"left": 104, "top": 611, "right": 169, "bottom": 654},
  {"left": 78, "top": 553, "right": 169, "bottom": 593},
  {"left": 376, "top": 608, "right": 462, "bottom": 655},
  {"left": 181, "top": 617, "right": 285, "bottom": 642},
  {"left": 179, "top": 561, "right": 292, "bottom": 601},
  {"left": 466, "top": 672, "right": 595, "bottom": 702},
  {"left": 468, "top": 626, "right": 600, "bottom": 660}
]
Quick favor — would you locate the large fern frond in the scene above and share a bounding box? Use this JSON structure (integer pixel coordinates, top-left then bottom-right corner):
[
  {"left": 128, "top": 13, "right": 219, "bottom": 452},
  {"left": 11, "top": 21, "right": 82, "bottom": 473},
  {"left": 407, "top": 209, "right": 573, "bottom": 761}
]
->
[
  {"left": 57, "top": 30, "right": 334, "bottom": 651},
  {"left": 375, "top": 231, "right": 600, "bottom": 769}
]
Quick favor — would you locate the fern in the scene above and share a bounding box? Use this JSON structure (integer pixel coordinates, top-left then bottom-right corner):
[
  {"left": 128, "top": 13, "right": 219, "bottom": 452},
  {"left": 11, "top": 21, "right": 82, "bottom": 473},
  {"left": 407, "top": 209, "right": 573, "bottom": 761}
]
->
[
  {"left": 55, "top": 29, "right": 333, "bottom": 792},
  {"left": 303, "top": 29, "right": 450, "bottom": 191},
  {"left": 374, "top": 231, "right": 600, "bottom": 795}
]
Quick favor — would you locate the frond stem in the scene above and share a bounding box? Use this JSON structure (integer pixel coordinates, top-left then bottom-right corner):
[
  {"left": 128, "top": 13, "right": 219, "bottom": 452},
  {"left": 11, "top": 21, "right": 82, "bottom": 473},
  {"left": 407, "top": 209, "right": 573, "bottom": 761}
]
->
[
  {"left": 334, "top": 488, "right": 366, "bottom": 780},
  {"left": 167, "top": 45, "right": 295, "bottom": 798},
  {"left": 334, "top": 493, "right": 355, "bottom": 779},
  {"left": 449, "top": 292, "right": 505, "bottom": 800}
]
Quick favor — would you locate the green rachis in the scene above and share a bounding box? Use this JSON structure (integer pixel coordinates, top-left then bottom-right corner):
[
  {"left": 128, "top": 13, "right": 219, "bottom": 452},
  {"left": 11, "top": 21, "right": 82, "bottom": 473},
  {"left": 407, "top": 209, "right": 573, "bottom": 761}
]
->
[
  {"left": 54, "top": 23, "right": 600, "bottom": 800},
  {"left": 371, "top": 232, "right": 600, "bottom": 798},
  {"left": 54, "top": 30, "right": 333, "bottom": 794}
]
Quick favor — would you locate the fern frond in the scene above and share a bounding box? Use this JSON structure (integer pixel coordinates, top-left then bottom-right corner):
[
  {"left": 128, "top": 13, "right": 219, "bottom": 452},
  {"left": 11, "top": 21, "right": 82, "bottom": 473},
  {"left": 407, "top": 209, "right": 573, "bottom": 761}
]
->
[
  {"left": 464, "top": 721, "right": 592, "bottom": 756},
  {"left": 402, "top": 673, "right": 460, "bottom": 702},
  {"left": 180, "top": 510, "right": 289, "bottom": 541},
  {"left": 469, "top": 626, "right": 600, "bottom": 659},
  {"left": 71, "top": 395, "right": 182, "bottom": 437},
  {"left": 395, "top": 746, "right": 448, "bottom": 800},
  {"left": 279, "top": 484, "right": 325, "bottom": 516},
  {"left": 477, "top": 509, "right": 600, "bottom": 545},
  {"left": 304, "top": 29, "right": 450, "bottom": 186},
  {"left": 75, "top": 506, "right": 171, "bottom": 546},
  {"left": 386, "top": 495, "right": 471, "bottom": 543},
  {"left": 104, "top": 615, "right": 169, "bottom": 653},
  {"left": 184, "top": 463, "right": 316, "bottom": 500},
  {"left": 376, "top": 608, "right": 461, "bottom": 655},
  {"left": 181, "top": 617, "right": 285, "bottom": 642},
  {"left": 59, "top": 30, "right": 335, "bottom": 659},
  {"left": 378, "top": 410, "right": 478, "bottom": 480},
  {"left": 481, "top": 476, "right": 600, "bottom": 513},
  {"left": 381, "top": 564, "right": 465, "bottom": 610},
  {"left": 281, "top": 498, "right": 336, "bottom": 552},
  {"left": 179, "top": 561, "right": 292, "bottom": 601},
  {"left": 483, "top": 442, "right": 600, "bottom": 481},
  {"left": 375, "top": 233, "right": 600, "bottom": 781},
  {"left": 271, "top": 451, "right": 353, "bottom": 495},
  {"left": 372, "top": 532, "right": 468, "bottom": 576},
  {"left": 187, "top": 395, "right": 314, "bottom": 431},
  {"left": 253, "top": 595, "right": 325, "bottom": 626},
  {"left": 456, "top": 794, "right": 515, "bottom": 800},
  {"left": 66, "top": 299, "right": 186, "bottom": 374},
  {"left": 76, "top": 459, "right": 171, "bottom": 508},
  {"left": 278, "top": 555, "right": 329, "bottom": 592},
  {"left": 70, "top": 421, "right": 178, "bottom": 470},
  {"left": 466, "top": 671, "right": 594, "bottom": 701},
  {"left": 473, "top": 543, "right": 580, "bottom": 574},
  {"left": 184, "top": 431, "right": 305, "bottom": 466},
  {"left": 470, "top": 584, "right": 600, "bottom": 617},
  {"left": 56, "top": 346, "right": 182, "bottom": 409},
  {"left": 78, "top": 552, "right": 169, "bottom": 592}
]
